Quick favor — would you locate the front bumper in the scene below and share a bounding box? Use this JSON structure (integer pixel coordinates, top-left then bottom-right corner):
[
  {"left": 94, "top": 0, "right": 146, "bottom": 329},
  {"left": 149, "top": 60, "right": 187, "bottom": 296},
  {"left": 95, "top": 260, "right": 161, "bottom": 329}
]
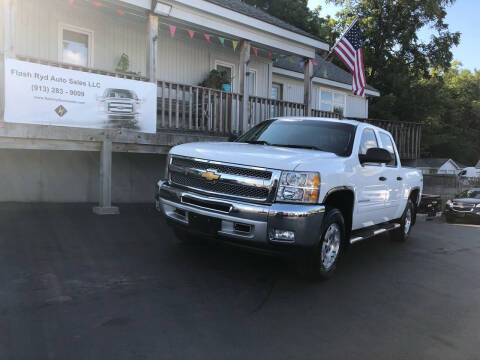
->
[
  {"left": 444, "top": 206, "right": 480, "bottom": 221},
  {"left": 155, "top": 181, "right": 325, "bottom": 249}
]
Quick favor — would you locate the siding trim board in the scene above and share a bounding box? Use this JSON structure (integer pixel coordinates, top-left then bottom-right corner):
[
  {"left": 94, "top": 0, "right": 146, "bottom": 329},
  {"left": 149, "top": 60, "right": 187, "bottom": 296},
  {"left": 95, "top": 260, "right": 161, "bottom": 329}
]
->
[{"left": 272, "top": 67, "right": 381, "bottom": 97}]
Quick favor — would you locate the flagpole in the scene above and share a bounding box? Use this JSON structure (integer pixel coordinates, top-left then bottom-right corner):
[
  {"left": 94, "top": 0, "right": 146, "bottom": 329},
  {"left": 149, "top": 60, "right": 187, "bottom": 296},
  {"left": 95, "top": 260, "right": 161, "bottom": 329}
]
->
[{"left": 323, "top": 16, "right": 359, "bottom": 62}]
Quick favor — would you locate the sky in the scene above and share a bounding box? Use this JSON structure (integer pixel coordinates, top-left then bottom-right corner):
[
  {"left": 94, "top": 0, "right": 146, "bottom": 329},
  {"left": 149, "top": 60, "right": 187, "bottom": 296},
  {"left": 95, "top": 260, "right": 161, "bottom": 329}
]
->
[{"left": 308, "top": 0, "right": 478, "bottom": 70}]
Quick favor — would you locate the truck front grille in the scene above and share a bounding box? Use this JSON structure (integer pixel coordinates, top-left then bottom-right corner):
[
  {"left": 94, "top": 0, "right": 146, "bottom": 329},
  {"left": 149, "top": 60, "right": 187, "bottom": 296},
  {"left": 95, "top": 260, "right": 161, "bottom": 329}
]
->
[
  {"left": 168, "top": 156, "right": 279, "bottom": 202},
  {"left": 452, "top": 202, "right": 475, "bottom": 211},
  {"left": 108, "top": 102, "right": 134, "bottom": 113},
  {"left": 170, "top": 173, "right": 269, "bottom": 200}
]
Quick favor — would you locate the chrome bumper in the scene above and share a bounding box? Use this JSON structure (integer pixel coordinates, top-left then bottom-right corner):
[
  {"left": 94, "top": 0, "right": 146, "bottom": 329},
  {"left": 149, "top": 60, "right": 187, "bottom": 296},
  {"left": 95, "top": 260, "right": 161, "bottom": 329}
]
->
[{"left": 155, "top": 180, "right": 326, "bottom": 248}]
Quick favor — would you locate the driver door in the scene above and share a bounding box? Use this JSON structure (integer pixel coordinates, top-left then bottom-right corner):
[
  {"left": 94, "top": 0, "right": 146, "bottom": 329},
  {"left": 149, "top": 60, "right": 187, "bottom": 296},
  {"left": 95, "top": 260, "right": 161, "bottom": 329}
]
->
[{"left": 353, "top": 128, "right": 389, "bottom": 229}]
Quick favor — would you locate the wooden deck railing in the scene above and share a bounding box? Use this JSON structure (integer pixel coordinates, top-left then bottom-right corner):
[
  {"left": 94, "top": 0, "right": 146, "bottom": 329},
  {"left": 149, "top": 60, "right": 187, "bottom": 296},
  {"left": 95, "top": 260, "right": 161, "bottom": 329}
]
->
[
  {"left": 248, "top": 95, "right": 339, "bottom": 126},
  {"left": 157, "top": 81, "right": 242, "bottom": 135}
]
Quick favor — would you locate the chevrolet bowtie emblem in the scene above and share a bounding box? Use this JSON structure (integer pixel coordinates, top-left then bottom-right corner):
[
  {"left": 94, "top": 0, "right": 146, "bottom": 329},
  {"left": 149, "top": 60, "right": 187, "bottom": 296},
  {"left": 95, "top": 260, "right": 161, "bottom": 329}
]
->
[{"left": 201, "top": 171, "right": 220, "bottom": 181}]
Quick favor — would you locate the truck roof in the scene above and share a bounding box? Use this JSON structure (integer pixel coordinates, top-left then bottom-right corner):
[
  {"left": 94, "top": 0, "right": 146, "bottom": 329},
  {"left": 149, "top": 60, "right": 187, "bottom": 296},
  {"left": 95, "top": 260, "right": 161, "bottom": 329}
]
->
[{"left": 272, "top": 117, "right": 387, "bottom": 132}]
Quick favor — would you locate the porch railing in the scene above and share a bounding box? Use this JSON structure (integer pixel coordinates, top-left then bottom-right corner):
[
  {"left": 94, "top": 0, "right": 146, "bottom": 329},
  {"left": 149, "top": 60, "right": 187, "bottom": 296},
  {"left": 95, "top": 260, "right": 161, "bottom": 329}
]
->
[
  {"left": 157, "top": 81, "right": 242, "bottom": 135},
  {"left": 248, "top": 95, "right": 339, "bottom": 127}
]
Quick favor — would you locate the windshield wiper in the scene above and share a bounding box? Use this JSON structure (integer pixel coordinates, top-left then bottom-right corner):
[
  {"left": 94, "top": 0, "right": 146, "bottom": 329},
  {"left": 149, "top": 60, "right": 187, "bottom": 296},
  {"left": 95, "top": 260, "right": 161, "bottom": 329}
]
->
[
  {"left": 243, "top": 140, "right": 272, "bottom": 145},
  {"left": 271, "top": 144, "right": 326, "bottom": 151}
]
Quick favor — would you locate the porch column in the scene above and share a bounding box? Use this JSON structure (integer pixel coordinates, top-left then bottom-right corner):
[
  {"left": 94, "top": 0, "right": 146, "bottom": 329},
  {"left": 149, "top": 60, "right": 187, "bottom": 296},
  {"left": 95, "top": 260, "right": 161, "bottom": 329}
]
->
[
  {"left": 93, "top": 140, "right": 119, "bottom": 215},
  {"left": 3, "top": 0, "right": 16, "bottom": 56},
  {"left": 146, "top": 13, "right": 159, "bottom": 83},
  {"left": 239, "top": 40, "right": 251, "bottom": 133},
  {"left": 304, "top": 58, "right": 313, "bottom": 116}
]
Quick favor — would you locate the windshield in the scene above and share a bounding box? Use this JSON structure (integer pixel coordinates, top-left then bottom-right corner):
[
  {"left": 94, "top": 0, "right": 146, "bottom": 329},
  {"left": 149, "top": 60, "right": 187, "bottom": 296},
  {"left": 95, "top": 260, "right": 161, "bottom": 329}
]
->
[
  {"left": 104, "top": 89, "right": 137, "bottom": 99},
  {"left": 236, "top": 119, "right": 356, "bottom": 156},
  {"left": 457, "top": 190, "right": 480, "bottom": 199}
]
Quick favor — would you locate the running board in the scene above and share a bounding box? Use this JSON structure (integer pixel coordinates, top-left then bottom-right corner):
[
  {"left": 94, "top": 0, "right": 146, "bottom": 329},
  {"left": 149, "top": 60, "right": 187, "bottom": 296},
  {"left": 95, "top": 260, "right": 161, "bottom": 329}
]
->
[{"left": 349, "top": 223, "right": 400, "bottom": 244}]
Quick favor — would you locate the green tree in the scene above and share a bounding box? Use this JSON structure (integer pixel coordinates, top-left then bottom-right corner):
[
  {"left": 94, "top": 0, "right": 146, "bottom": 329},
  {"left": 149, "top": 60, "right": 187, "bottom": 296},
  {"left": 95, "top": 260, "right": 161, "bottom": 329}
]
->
[{"left": 328, "top": 0, "right": 460, "bottom": 122}]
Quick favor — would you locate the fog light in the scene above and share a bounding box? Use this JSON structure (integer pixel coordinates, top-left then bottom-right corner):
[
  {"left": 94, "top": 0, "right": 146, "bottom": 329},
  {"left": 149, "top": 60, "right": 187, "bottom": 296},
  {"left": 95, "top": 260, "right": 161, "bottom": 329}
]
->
[{"left": 271, "top": 229, "right": 295, "bottom": 243}]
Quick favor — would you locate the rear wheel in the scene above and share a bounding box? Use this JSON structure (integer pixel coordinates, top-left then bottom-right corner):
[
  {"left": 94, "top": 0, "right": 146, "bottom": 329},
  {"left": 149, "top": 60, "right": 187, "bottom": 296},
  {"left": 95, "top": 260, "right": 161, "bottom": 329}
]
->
[
  {"left": 298, "top": 208, "right": 345, "bottom": 280},
  {"left": 393, "top": 199, "right": 414, "bottom": 242}
]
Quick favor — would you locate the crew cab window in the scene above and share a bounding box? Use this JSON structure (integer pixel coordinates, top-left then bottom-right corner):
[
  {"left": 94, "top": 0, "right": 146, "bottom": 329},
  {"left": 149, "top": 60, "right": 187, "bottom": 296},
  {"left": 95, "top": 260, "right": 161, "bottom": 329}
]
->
[
  {"left": 358, "top": 128, "right": 378, "bottom": 164},
  {"left": 379, "top": 132, "right": 398, "bottom": 166},
  {"left": 359, "top": 128, "right": 378, "bottom": 155}
]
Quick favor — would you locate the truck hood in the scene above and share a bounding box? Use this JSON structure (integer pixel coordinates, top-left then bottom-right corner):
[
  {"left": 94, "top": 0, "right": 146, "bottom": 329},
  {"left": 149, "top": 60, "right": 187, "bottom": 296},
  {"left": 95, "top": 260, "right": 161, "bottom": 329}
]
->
[{"left": 170, "top": 142, "right": 340, "bottom": 170}]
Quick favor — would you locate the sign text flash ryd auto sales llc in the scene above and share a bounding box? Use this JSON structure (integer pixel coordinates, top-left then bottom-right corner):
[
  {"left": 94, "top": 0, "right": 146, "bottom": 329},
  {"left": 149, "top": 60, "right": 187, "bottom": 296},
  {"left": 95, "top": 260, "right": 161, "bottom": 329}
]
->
[{"left": 4, "top": 58, "right": 157, "bottom": 133}]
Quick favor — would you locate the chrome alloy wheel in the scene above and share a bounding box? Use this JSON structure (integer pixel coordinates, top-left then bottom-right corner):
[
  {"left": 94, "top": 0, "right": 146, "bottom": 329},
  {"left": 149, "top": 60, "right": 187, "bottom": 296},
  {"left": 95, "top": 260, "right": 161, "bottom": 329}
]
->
[
  {"left": 404, "top": 206, "right": 412, "bottom": 235},
  {"left": 321, "top": 223, "right": 341, "bottom": 270}
]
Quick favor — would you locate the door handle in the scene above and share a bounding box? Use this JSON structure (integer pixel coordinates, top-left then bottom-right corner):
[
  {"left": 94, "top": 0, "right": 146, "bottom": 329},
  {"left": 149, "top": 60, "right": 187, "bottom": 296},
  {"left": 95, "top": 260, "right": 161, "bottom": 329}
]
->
[
  {"left": 379, "top": 176, "right": 387, "bottom": 181},
  {"left": 397, "top": 177, "right": 403, "bottom": 181}
]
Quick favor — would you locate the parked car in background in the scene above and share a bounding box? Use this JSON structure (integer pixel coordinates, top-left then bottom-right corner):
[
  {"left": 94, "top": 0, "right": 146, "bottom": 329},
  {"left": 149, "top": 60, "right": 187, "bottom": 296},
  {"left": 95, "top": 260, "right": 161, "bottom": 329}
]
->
[
  {"left": 156, "top": 117, "right": 423, "bottom": 279},
  {"left": 444, "top": 188, "right": 480, "bottom": 223}
]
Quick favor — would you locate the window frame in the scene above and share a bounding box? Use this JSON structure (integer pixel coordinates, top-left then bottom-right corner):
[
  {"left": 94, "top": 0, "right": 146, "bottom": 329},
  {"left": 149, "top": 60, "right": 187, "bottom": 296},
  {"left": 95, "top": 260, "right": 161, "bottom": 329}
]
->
[
  {"left": 358, "top": 127, "right": 380, "bottom": 166},
  {"left": 319, "top": 88, "right": 346, "bottom": 114},
  {"left": 248, "top": 68, "right": 257, "bottom": 96},
  {"left": 58, "top": 23, "right": 94, "bottom": 67},
  {"left": 272, "top": 82, "right": 283, "bottom": 100},
  {"left": 378, "top": 131, "right": 399, "bottom": 167},
  {"left": 214, "top": 60, "right": 236, "bottom": 91}
]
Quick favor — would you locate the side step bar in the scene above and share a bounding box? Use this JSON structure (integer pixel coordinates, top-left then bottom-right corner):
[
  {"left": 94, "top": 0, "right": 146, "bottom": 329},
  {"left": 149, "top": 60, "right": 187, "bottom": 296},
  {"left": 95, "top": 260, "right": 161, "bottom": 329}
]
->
[{"left": 350, "top": 223, "right": 400, "bottom": 244}]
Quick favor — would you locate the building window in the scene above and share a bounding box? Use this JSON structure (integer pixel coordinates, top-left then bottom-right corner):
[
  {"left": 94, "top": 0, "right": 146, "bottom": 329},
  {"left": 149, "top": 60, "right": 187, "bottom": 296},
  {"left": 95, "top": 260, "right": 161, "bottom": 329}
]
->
[
  {"left": 215, "top": 60, "right": 235, "bottom": 92},
  {"left": 59, "top": 24, "right": 93, "bottom": 67},
  {"left": 319, "top": 89, "right": 346, "bottom": 115},
  {"left": 272, "top": 82, "right": 283, "bottom": 100},
  {"left": 248, "top": 69, "right": 257, "bottom": 96}
]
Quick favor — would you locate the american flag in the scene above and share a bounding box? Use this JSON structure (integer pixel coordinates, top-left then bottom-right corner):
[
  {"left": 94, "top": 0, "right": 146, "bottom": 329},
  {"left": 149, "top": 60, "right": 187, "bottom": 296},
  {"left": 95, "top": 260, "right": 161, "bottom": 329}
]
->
[{"left": 332, "top": 20, "right": 366, "bottom": 97}]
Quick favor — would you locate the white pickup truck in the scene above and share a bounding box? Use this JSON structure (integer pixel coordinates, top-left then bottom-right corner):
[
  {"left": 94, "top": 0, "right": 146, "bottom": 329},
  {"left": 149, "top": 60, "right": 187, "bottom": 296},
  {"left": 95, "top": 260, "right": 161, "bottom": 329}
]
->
[{"left": 156, "top": 117, "right": 423, "bottom": 279}]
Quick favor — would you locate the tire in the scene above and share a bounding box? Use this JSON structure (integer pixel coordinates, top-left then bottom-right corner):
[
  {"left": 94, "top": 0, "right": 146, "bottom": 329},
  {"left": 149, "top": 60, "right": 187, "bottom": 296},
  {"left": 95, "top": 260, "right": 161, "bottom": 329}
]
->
[
  {"left": 393, "top": 199, "right": 414, "bottom": 242},
  {"left": 298, "top": 208, "right": 346, "bottom": 280}
]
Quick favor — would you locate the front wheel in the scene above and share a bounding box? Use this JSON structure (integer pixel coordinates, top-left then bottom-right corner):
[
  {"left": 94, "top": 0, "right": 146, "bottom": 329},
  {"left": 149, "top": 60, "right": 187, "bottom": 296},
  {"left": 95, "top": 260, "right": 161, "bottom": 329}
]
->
[
  {"left": 298, "top": 208, "right": 346, "bottom": 280},
  {"left": 393, "top": 199, "right": 414, "bottom": 242}
]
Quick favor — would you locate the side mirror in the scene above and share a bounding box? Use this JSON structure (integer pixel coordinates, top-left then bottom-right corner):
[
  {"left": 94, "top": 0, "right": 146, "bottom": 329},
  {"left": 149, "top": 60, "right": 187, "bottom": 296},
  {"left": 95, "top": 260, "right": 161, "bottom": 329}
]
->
[
  {"left": 360, "top": 147, "right": 392, "bottom": 164},
  {"left": 228, "top": 133, "right": 239, "bottom": 142}
]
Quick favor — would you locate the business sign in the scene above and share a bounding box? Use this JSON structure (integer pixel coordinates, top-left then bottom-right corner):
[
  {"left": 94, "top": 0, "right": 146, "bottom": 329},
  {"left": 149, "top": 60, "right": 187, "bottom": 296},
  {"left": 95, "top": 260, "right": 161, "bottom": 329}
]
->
[{"left": 4, "top": 58, "right": 157, "bottom": 133}]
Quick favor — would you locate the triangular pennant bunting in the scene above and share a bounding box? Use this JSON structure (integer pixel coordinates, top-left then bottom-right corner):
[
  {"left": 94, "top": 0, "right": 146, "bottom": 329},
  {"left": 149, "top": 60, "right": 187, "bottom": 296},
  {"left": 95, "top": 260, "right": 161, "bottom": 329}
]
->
[
  {"left": 252, "top": 47, "right": 258, "bottom": 56},
  {"left": 218, "top": 37, "right": 225, "bottom": 47},
  {"left": 187, "top": 29, "right": 195, "bottom": 39},
  {"left": 267, "top": 51, "right": 272, "bottom": 59},
  {"left": 232, "top": 40, "right": 238, "bottom": 51},
  {"left": 311, "top": 59, "right": 318, "bottom": 66},
  {"left": 169, "top": 25, "right": 176, "bottom": 38},
  {"left": 289, "top": 56, "right": 294, "bottom": 64},
  {"left": 204, "top": 33, "right": 211, "bottom": 43}
]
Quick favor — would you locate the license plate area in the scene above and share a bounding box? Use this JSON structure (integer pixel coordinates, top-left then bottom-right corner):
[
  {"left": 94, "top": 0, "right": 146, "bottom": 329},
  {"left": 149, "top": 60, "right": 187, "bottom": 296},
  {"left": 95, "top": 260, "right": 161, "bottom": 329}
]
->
[{"left": 188, "top": 212, "right": 221, "bottom": 235}]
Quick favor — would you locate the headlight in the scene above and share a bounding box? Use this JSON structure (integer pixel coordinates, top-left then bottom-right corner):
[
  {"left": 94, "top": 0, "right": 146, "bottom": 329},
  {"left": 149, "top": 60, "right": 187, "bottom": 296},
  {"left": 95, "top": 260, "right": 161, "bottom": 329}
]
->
[
  {"left": 446, "top": 200, "right": 453, "bottom": 207},
  {"left": 165, "top": 154, "right": 172, "bottom": 180},
  {"left": 276, "top": 171, "right": 320, "bottom": 203},
  {"left": 475, "top": 203, "right": 480, "bottom": 208}
]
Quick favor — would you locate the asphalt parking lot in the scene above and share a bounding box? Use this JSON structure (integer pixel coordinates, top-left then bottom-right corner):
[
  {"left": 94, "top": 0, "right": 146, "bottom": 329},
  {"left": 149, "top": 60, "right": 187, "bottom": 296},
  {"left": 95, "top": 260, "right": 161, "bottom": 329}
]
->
[{"left": 0, "top": 203, "right": 479, "bottom": 360}]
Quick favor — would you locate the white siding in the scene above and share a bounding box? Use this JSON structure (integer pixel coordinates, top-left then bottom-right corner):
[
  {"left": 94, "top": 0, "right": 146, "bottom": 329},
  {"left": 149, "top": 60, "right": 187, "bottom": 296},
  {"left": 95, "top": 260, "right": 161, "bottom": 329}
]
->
[
  {"left": 13, "top": 0, "right": 147, "bottom": 75},
  {"left": 157, "top": 27, "right": 271, "bottom": 97},
  {"left": 272, "top": 74, "right": 369, "bottom": 118}
]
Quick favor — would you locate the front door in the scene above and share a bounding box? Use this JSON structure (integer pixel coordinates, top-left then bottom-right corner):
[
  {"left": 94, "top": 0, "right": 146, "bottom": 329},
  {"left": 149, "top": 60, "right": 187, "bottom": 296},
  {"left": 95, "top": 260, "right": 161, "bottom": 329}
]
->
[{"left": 353, "top": 128, "right": 389, "bottom": 229}]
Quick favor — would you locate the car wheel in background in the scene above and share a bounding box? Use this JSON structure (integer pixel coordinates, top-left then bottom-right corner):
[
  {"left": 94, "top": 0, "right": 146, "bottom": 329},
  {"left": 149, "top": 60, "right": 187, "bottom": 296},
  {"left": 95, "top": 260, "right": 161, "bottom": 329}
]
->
[{"left": 298, "top": 208, "right": 346, "bottom": 280}]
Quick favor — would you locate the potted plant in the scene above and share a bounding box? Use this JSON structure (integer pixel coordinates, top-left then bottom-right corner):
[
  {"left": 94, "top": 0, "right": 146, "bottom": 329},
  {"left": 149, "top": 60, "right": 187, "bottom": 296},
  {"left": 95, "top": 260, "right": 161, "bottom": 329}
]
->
[{"left": 199, "top": 69, "right": 231, "bottom": 91}]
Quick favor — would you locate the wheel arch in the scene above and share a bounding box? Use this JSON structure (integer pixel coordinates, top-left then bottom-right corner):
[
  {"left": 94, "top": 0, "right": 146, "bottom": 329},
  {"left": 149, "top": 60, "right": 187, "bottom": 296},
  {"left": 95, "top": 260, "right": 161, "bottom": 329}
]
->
[{"left": 322, "top": 186, "right": 355, "bottom": 240}]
